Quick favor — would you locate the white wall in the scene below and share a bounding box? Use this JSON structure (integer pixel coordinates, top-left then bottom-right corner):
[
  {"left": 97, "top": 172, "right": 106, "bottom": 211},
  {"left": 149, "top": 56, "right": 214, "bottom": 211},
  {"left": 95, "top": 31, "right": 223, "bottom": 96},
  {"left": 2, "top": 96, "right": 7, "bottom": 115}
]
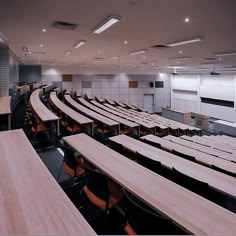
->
[
  {"left": 41, "top": 66, "right": 171, "bottom": 112},
  {"left": 171, "top": 73, "right": 236, "bottom": 122}
]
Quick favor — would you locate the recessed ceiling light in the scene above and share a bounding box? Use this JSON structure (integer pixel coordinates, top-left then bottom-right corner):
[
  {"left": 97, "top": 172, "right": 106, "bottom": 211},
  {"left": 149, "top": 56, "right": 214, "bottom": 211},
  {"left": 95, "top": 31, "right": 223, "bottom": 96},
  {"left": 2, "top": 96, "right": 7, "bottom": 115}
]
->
[
  {"left": 124, "top": 40, "right": 128, "bottom": 44},
  {"left": 74, "top": 40, "right": 87, "bottom": 48},
  {"left": 93, "top": 15, "right": 121, "bottom": 34},
  {"left": 184, "top": 17, "right": 190, "bottom": 23},
  {"left": 42, "top": 29, "right": 46, "bottom": 32},
  {"left": 214, "top": 51, "right": 236, "bottom": 57},
  {"left": 98, "top": 50, "right": 101, "bottom": 54},
  {"left": 179, "top": 50, "right": 182, "bottom": 54},
  {"left": 129, "top": 49, "right": 147, "bottom": 55},
  {"left": 167, "top": 37, "right": 204, "bottom": 47},
  {"left": 40, "top": 44, "right": 44, "bottom": 47},
  {"left": 218, "top": 58, "right": 222, "bottom": 61}
]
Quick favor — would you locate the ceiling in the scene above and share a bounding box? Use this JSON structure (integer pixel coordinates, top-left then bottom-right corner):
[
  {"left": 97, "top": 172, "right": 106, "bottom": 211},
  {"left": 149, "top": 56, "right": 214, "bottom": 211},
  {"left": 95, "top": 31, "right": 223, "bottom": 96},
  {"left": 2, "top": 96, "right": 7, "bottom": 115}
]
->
[{"left": 0, "top": 0, "right": 236, "bottom": 73}]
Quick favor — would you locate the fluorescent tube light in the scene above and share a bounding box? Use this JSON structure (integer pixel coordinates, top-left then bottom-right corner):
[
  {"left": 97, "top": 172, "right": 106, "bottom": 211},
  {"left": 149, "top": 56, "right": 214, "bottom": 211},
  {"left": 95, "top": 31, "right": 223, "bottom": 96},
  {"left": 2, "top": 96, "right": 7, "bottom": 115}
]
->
[
  {"left": 129, "top": 49, "right": 147, "bottom": 55},
  {"left": 93, "top": 16, "right": 121, "bottom": 34},
  {"left": 214, "top": 51, "right": 236, "bottom": 57},
  {"left": 110, "top": 56, "right": 120, "bottom": 59},
  {"left": 0, "top": 35, "right": 4, "bottom": 43},
  {"left": 74, "top": 40, "right": 87, "bottom": 48},
  {"left": 167, "top": 37, "right": 204, "bottom": 47},
  {"left": 169, "top": 56, "right": 192, "bottom": 60},
  {"left": 64, "top": 50, "right": 72, "bottom": 56}
]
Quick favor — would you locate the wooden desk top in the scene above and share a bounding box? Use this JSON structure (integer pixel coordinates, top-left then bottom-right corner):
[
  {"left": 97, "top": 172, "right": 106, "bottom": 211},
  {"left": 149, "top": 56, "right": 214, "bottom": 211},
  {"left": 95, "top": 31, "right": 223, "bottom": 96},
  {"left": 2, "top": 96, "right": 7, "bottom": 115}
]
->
[
  {"left": 92, "top": 101, "right": 156, "bottom": 129},
  {"left": 78, "top": 98, "right": 138, "bottom": 128},
  {"left": 64, "top": 95, "right": 119, "bottom": 127},
  {"left": 105, "top": 99, "right": 115, "bottom": 105},
  {"left": 164, "top": 135, "right": 235, "bottom": 163},
  {"left": 123, "top": 102, "right": 137, "bottom": 110},
  {"left": 110, "top": 104, "right": 168, "bottom": 130},
  {"left": 50, "top": 92, "right": 93, "bottom": 125},
  {"left": 30, "top": 89, "right": 59, "bottom": 122},
  {"left": 115, "top": 101, "right": 126, "bottom": 107},
  {"left": 95, "top": 96, "right": 104, "bottom": 103},
  {"left": 182, "top": 135, "right": 236, "bottom": 155},
  {"left": 64, "top": 133, "right": 236, "bottom": 235},
  {"left": 0, "top": 129, "right": 95, "bottom": 235},
  {"left": 110, "top": 135, "right": 236, "bottom": 198},
  {"left": 180, "top": 135, "right": 236, "bottom": 161},
  {"left": 0, "top": 96, "right": 11, "bottom": 115},
  {"left": 141, "top": 134, "right": 236, "bottom": 175},
  {"left": 205, "top": 135, "right": 236, "bottom": 148}
]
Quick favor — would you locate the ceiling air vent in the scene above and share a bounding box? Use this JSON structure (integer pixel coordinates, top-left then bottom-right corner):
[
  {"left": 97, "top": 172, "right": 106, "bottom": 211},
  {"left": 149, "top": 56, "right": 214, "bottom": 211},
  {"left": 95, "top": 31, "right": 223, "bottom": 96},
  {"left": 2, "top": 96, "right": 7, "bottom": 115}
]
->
[
  {"left": 151, "top": 44, "right": 169, "bottom": 49},
  {"left": 50, "top": 20, "right": 79, "bottom": 30}
]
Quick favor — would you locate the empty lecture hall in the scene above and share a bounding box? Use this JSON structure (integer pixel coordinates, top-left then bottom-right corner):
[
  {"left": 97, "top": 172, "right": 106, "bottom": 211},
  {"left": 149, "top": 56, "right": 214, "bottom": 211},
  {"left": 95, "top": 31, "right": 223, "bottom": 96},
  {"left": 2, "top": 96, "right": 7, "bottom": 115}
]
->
[{"left": 1, "top": 0, "right": 236, "bottom": 235}]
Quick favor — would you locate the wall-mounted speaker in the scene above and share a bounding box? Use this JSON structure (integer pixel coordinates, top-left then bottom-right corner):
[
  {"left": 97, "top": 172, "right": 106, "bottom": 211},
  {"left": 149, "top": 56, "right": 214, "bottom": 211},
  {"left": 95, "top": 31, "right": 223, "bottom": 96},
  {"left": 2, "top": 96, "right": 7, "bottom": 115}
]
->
[{"left": 149, "top": 82, "right": 154, "bottom": 87}]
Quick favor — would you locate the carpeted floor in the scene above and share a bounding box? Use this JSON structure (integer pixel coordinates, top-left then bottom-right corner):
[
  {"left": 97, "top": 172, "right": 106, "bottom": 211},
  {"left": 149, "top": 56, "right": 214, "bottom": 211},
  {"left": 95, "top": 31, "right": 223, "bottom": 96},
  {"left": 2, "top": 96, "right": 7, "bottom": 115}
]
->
[{"left": 37, "top": 148, "right": 70, "bottom": 183}]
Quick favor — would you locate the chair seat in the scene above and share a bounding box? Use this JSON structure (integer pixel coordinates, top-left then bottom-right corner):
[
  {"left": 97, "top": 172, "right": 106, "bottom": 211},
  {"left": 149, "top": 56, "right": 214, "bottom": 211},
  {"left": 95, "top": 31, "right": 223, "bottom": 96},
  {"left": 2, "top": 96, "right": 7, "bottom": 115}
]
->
[{"left": 31, "top": 123, "right": 48, "bottom": 132}]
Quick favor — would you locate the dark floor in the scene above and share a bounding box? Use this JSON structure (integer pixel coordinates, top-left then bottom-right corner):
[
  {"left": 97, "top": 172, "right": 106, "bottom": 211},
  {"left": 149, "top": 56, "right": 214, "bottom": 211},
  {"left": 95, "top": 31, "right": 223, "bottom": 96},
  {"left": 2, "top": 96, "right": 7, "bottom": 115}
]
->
[{"left": 37, "top": 148, "right": 70, "bottom": 183}]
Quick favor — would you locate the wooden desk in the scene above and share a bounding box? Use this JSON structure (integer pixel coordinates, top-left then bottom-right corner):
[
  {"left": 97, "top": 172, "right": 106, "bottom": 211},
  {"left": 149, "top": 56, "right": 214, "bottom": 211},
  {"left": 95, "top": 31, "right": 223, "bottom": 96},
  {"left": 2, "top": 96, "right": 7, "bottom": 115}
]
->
[
  {"left": 64, "top": 95, "right": 120, "bottom": 135},
  {"left": 162, "top": 107, "right": 191, "bottom": 124},
  {"left": 53, "top": 87, "right": 61, "bottom": 95},
  {"left": 32, "top": 83, "right": 42, "bottom": 89},
  {"left": 92, "top": 101, "right": 157, "bottom": 134},
  {"left": 95, "top": 96, "right": 104, "bottom": 103},
  {"left": 16, "top": 85, "right": 30, "bottom": 95},
  {"left": 78, "top": 97, "right": 140, "bottom": 136},
  {"left": 42, "top": 84, "right": 53, "bottom": 93},
  {"left": 205, "top": 135, "right": 236, "bottom": 148},
  {"left": 0, "top": 96, "right": 11, "bottom": 130},
  {"left": 0, "top": 129, "right": 95, "bottom": 235},
  {"left": 30, "top": 89, "right": 60, "bottom": 135},
  {"left": 141, "top": 134, "right": 236, "bottom": 176},
  {"left": 181, "top": 135, "right": 236, "bottom": 158},
  {"left": 110, "top": 135, "right": 236, "bottom": 199},
  {"left": 115, "top": 101, "right": 126, "bottom": 108},
  {"left": 50, "top": 92, "right": 94, "bottom": 136},
  {"left": 105, "top": 99, "right": 115, "bottom": 105},
  {"left": 164, "top": 135, "right": 235, "bottom": 163},
  {"left": 64, "top": 133, "right": 236, "bottom": 235},
  {"left": 123, "top": 102, "right": 137, "bottom": 110}
]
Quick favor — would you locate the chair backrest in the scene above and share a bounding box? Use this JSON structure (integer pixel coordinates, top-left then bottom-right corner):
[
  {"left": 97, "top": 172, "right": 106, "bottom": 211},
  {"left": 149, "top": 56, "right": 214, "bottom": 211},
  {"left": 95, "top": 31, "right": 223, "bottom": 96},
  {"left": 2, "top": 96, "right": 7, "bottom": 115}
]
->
[
  {"left": 142, "top": 139, "right": 161, "bottom": 149},
  {"left": 172, "top": 167, "right": 209, "bottom": 198},
  {"left": 58, "top": 141, "right": 78, "bottom": 169},
  {"left": 109, "top": 141, "right": 124, "bottom": 155},
  {"left": 172, "top": 149, "right": 196, "bottom": 162},
  {"left": 123, "top": 189, "right": 185, "bottom": 235},
  {"left": 136, "top": 151, "right": 162, "bottom": 172}
]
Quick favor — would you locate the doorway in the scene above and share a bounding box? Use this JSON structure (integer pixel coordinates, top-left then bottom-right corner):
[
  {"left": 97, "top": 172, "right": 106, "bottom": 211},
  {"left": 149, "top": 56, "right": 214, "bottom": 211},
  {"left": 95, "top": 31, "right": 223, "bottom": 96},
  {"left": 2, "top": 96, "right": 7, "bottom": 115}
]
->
[{"left": 144, "top": 94, "right": 154, "bottom": 113}]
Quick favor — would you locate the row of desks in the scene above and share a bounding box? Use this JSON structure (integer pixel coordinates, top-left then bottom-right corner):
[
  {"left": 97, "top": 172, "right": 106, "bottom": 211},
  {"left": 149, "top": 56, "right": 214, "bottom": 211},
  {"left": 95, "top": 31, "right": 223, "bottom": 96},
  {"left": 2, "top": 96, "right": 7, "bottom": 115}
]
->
[
  {"left": 64, "top": 132, "right": 236, "bottom": 235},
  {"left": 141, "top": 134, "right": 236, "bottom": 176},
  {"left": 109, "top": 134, "right": 236, "bottom": 199},
  {"left": 0, "top": 129, "right": 95, "bottom": 235}
]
